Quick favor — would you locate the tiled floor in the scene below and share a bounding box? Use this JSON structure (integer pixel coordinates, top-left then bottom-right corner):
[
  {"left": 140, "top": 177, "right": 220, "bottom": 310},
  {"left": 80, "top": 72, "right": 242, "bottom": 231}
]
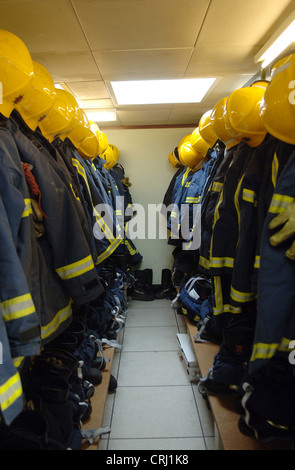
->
[{"left": 99, "top": 298, "right": 215, "bottom": 450}]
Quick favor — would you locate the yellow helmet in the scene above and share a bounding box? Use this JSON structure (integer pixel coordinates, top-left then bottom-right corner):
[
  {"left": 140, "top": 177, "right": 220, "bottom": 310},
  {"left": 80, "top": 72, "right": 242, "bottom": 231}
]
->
[
  {"left": 199, "top": 109, "right": 218, "bottom": 147},
  {"left": 88, "top": 122, "right": 109, "bottom": 156},
  {"left": 15, "top": 61, "right": 57, "bottom": 130},
  {"left": 97, "top": 130, "right": 109, "bottom": 155},
  {"left": 168, "top": 147, "right": 183, "bottom": 168},
  {"left": 0, "top": 29, "right": 34, "bottom": 118},
  {"left": 178, "top": 134, "right": 191, "bottom": 148},
  {"left": 259, "top": 53, "right": 295, "bottom": 145},
  {"left": 67, "top": 108, "right": 91, "bottom": 148},
  {"left": 210, "top": 97, "right": 241, "bottom": 149},
  {"left": 191, "top": 127, "right": 211, "bottom": 158},
  {"left": 178, "top": 141, "right": 205, "bottom": 171},
  {"left": 101, "top": 144, "right": 119, "bottom": 170},
  {"left": 78, "top": 126, "right": 100, "bottom": 159},
  {"left": 39, "top": 89, "right": 80, "bottom": 142},
  {"left": 225, "top": 80, "right": 268, "bottom": 148},
  {"left": 109, "top": 144, "right": 119, "bottom": 160}
]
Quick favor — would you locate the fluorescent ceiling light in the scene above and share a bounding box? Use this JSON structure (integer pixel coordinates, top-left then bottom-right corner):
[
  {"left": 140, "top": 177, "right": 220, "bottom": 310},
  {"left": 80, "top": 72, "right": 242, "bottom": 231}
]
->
[
  {"left": 85, "top": 109, "right": 117, "bottom": 122},
  {"left": 111, "top": 78, "right": 216, "bottom": 105},
  {"left": 255, "top": 14, "right": 295, "bottom": 69}
]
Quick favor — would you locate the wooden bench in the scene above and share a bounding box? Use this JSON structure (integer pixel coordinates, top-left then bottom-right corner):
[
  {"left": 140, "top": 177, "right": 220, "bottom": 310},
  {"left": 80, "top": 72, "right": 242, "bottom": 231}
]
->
[
  {"left": 81, "top": 346, "right": 114, "bottom": 450},
  {"left": 185, "top": 317, "right": 292, "bottom": 450}
]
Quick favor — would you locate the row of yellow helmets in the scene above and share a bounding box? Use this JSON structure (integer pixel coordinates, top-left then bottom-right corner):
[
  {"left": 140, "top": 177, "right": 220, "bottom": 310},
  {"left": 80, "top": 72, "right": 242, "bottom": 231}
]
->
[
  {"left": 0, "top": 29, "right": 119, "bottom": 169},
  {"left": 169, "top": 51, "right": 295, "bottom": 170}
]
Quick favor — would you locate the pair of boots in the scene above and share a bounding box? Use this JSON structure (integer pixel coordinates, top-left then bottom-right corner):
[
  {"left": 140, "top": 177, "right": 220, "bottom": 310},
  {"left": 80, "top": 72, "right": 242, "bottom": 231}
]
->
[{"left": 132, "top": 268, "right": 175, "bottom": 301}]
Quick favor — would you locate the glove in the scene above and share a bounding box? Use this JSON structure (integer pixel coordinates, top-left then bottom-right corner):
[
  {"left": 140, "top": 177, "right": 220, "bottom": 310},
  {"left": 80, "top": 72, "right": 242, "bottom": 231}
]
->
[{"left": 269, "top": 201, "right": 295, "bottom": 260}]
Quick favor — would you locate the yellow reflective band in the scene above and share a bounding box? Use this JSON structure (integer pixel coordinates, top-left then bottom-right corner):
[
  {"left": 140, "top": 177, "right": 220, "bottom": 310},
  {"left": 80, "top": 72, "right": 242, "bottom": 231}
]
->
[
  {"left": 69, "top": 183, "right": 81, "bottom": 201},
  {"left": 242, "top": 188, "right": 256, "bottom": 204},
  {"left": 0, "top": 371, "right": 23, "bottom": 413},
  {"left": 96, "top": 236, "right": 122, "bottom": 265},
  {"left": 182, "top": 168, "right": 190, "bottom": 186},
  {"left": 254, "top": 255, "right": 260, "bottom": 269},
  {"left": 185, "top": 196, "right": 201, "bottom": 203},
  {"left": 115, "top": 210, "right": 122, "bottom": 215},
  {"left": 210, "top": 257, "right": 234, "bottom": 269},
  {"left": 170, "top": 211, "right": 178, "bottom": 218},
  {"left": 22, "top": 198, "right": 33, "bottom": 218},
  {"left": 93, "top": 207, "right": 115, "bottom": 241},
  {"left": 268, "top": 194, "right": 295, "bottom": 214},
  {"left": 230, "top": 286, "right": 256, "bottom": 303},
  {"left": 250, "top": 342, "right": 278, "bottom": 361},
  {"left": 72, "top": 158, "right": 92, "bottom": 199},
  {"left": 272, "top": 152, "right": 278, "bottom": 189},
  {"left": 211, "top": 181, "right": 223, "bottom": 192},
  {"left": 185, "top": 182, "right": 191, "bottom": 188},
  {"left": 41, "top": 301, "right": 72, "bottom": 341},
  {"left": 199, "top": 256, "right": 210, "bottom": 269},
  {"left": 2, "top": 293, "right": 35, "bottom": 322},
  {"left": 126, "top": 240, "right": 138, "bottom": 256},
  {"left": 56, "top": 255, "right": 95, "bottom": 280},
  {"left": 13, "top": 357, "right": 24, "bottom": 369}
]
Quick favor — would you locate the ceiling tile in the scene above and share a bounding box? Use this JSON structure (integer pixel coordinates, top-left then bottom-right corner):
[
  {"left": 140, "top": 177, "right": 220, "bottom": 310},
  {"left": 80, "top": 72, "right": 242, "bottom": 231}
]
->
[
  {"left": 93, "top": 48, "right": 193, "bottom": 81},
  {"left": 0, "top": 0, "right": 89, "bottom": 53},
  {"left": 196, "top": 0, "right": 295, "bottom": 47},
  {"left": 72, "top": 0, "right": 210, "bottom": 50},
  {"left": 66, "top": 80, "right": 111, "bottom": 100},
  {"left": 30, "top": 52, "right": 102, "bottom": 82},
  {"left": 185, "top": 45, "right": 259, "bottom": 77}
]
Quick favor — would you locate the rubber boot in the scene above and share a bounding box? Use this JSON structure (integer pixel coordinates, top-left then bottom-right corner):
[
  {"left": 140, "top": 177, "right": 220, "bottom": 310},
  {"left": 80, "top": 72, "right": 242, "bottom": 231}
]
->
[
  {"left": 132, "top": 269, "right": 155, "bottom": 301},
  {"left": 155, "top": 269, "right": 175, "bottom": 299}
]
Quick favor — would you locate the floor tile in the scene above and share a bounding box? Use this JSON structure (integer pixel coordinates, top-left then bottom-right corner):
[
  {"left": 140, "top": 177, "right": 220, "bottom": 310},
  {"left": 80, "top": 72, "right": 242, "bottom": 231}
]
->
[
  {"left": 122, "top": 326, "right": 179, "bottom": 352},
  {"left": 100, "top": 437, "right": 206, "bottom": 450},
  {"left": 126, "top": 307, "right": 177, "bottom": 327},
  {"left": 109, "top": 385, "right": 203, "bottom": 439},
  {"left": 117, "top": 350, "right": 190, "bottom": 386},
  {"left": 128, "top": 299, "right": 172, "bottom": 309}
]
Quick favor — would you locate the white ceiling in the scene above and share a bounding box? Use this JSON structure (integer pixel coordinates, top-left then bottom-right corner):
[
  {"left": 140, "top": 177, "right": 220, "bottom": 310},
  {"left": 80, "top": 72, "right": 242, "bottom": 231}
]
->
[{"left": 1, "top": 0, "right": 295, "bottom": 129}]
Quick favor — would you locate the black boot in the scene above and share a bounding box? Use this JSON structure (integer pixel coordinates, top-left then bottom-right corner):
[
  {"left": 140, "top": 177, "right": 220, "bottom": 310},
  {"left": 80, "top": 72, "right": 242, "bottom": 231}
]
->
[
  {"left": 155, "top": 269, "right": 175, "bottom": 299},
  {"left": 132, "top": 269, "right": 155, "bottom": 301}
]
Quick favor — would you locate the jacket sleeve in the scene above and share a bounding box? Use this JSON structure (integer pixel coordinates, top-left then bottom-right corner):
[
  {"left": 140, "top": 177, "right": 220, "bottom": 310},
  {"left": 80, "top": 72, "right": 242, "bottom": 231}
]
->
[{"left": 0, "top": 193, "right": 40, "bottom": 358}]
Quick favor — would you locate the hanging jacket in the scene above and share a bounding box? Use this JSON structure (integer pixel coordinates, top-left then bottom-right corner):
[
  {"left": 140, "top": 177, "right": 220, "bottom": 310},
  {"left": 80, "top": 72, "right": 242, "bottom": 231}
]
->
[
  {"left": 11, "top": 111, "right": 98, "bottom": 263},
  {"left": 198, "top": 142, "right": 226, "bottom": 273},
  {"left": 0, "top": 122, "right": 41, "bottom": 357},
  {"left": 7, "top": 118, "right": 104, "bottom": 306},
  {"left": 250, "top": 145, "right": 295, "bottom": 372},
  {"left": 71, "top": 152, "right": 123, "bottom": 265}
]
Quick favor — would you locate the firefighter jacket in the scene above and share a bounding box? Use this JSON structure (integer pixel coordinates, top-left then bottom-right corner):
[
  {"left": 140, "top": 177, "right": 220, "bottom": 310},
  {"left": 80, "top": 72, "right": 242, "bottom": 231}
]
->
[
  {"left": 7, "top": 117, "right": 104, "bottom": 307},
  {"left": 12, "top": 112, "right": 98, "bottom": 263},
  {"left": 52, "top": 137, "right": 98, "bottom": 261},
  {"left": 198, "top": 141, "right": 226, "bottom": 274},
  {"left": 71, "top": 151, "right": 123, "bottom": 265},
  {"left": 0, "top": 122, "right": 40, "bottom": 357},
  {"left": 250, "top": 145, "right": 295, "bottom": 373}
]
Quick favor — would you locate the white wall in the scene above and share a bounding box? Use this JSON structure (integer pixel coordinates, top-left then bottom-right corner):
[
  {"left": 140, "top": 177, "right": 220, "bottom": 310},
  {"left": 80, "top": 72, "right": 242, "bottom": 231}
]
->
[{"left": 104, "top": 126, "right": 194, "bottom": 284}]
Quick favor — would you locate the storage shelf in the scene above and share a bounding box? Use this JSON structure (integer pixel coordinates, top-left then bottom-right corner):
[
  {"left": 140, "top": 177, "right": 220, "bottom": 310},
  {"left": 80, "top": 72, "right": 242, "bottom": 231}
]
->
[{"left": 185, "top": 317, "right": 292, "bottom": 450}]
